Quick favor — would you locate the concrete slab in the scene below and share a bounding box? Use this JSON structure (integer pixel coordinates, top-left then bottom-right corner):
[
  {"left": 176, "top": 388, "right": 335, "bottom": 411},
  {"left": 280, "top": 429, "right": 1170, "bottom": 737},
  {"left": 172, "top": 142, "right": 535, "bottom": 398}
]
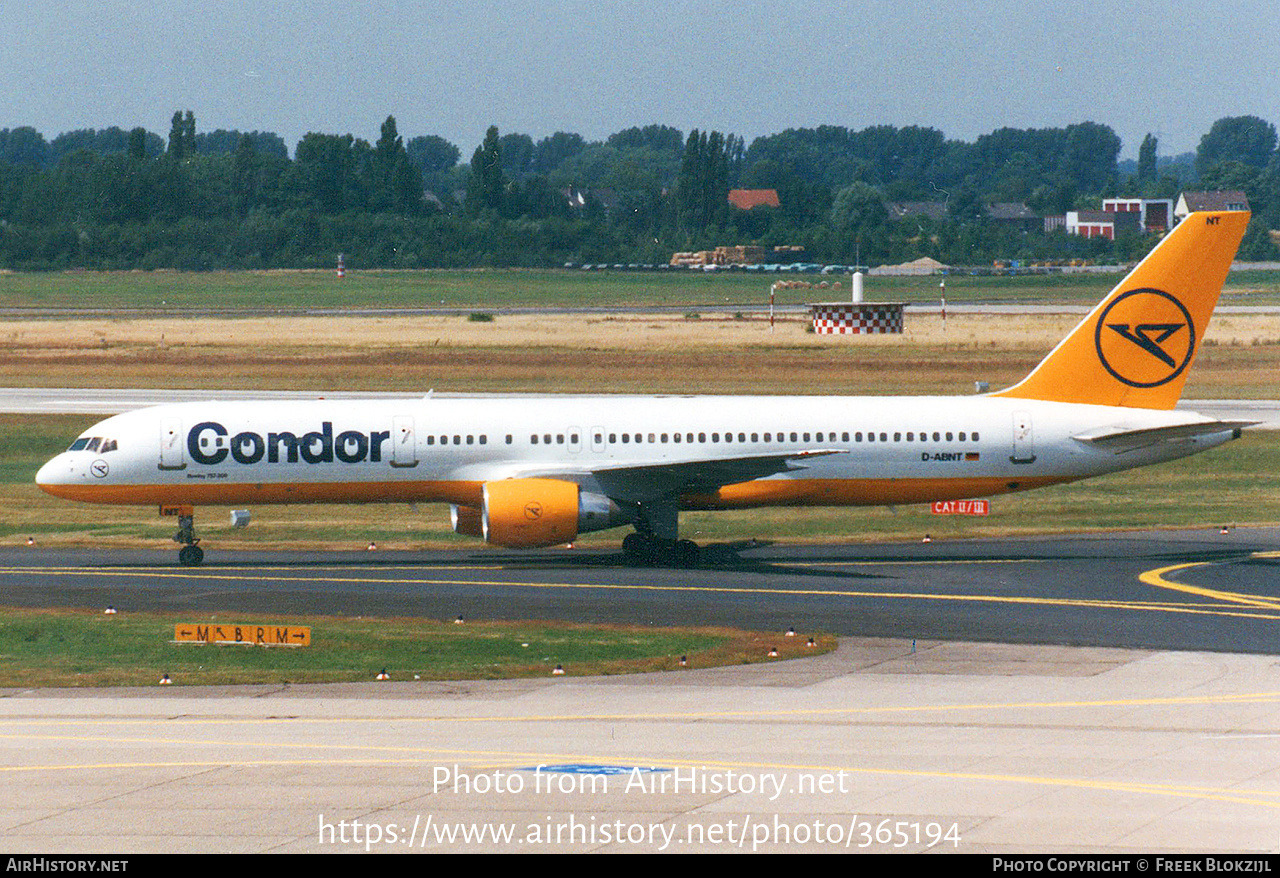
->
[{"left": 5, "top": 638, "right": 1280, "bottom": 853}]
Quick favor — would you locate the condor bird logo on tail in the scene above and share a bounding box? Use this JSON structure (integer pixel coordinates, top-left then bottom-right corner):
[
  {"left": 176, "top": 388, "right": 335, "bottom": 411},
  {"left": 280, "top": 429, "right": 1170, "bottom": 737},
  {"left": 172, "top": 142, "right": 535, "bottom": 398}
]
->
[
  {"left": 1094, "top": 288, "right": 1195, "bottom": 388},
  {"left": 993, "top": 210, "right": 1249, "bottom": 410}
]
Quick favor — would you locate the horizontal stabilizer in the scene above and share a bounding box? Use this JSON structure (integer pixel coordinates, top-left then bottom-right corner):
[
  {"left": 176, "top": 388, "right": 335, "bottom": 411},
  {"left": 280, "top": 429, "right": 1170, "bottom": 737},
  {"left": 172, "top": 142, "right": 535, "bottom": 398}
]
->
[{"left": 1072, "top": 420, "right": 1256, "bottom": 453}]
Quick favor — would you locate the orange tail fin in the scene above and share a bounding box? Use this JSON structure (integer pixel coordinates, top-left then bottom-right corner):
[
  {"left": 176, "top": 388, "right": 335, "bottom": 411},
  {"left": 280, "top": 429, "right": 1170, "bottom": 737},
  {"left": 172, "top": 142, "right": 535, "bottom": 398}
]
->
[{"left": 992, "top": 210, "right": 1250, "bottom": 409}]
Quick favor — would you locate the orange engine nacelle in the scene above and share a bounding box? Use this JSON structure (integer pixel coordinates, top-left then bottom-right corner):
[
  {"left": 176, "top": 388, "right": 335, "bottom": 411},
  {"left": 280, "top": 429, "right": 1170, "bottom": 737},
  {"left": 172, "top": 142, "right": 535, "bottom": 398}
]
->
[{"left": 481, "top": 478, "right": 582, "bottom": 548}]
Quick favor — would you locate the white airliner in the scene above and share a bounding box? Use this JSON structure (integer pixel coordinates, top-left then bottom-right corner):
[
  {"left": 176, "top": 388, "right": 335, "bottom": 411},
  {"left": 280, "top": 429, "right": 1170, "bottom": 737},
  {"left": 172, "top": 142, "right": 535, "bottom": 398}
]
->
[{"left": 37, "top": 211, "right": 1253, "bottom": 566}]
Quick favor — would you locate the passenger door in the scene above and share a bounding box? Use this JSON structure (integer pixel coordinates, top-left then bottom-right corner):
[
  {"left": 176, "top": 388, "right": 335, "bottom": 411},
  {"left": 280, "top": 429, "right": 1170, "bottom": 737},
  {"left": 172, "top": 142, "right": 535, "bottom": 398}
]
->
[
  {"left": 1011, "top": 411, "right": 1036, "bottom": 464},
  {"left": 159, "top": 418, "right": 185, "bottom": 470},
  {"left": 391, "top": 416, "right": 418, "bottom": 468}
]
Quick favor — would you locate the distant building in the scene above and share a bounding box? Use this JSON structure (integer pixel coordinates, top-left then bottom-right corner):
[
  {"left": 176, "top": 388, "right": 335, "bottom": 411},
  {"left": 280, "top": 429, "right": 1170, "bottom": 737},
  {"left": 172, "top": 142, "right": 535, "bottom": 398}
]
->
[
  {"left": 985, "top": 202, "right": 1039, "bottom": 232},
  {"left": 1101, "top": 198, "right": 1173, "bottom": 232},
  {"left": 886, "top": 201, "right": 1038, "bottom": 229},
  {"left": 1174, "top": 190, "right": 1250, "bottom": 223},
  {"left": 727, "top": 189, "right": 780, "bottom": 210},
  {"left": 1065, "top": 210, "right": 1140, "bottom": 240}
]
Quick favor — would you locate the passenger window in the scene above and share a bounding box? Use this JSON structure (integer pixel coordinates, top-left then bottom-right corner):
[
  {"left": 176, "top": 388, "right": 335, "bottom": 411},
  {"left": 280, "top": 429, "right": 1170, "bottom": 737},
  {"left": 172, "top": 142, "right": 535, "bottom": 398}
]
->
[
  {"left": 946, "top": 432, "right": 953, "bottom": 441},
  {"left": 879, "top": 433, "right": 887, "bottom": 442},
  {"left": 894, "top": 432, "right": 901, "bottom": 442},
  {"left": 556, "top": 435, "right": 564, "bottom": 445},
  {"left": 973, "top": 432, "right": 980, "bottom": 441},
  {"left": 959, "top": 432, "right": 966, "bottom": 441},
  {"left": 531, "top": 435, "right": 538, "bottom": 444},
  {"left": 906, "top": 432, "right": 914, "bottom": 441},
  {"left": 933, "top": 432, "right": 940, "bottom": 441},
  {"left": 466, "top": 435, "right": 474, "bottom": 445},
  {"left": 506, "top": 435, "right": 513, "bottom": 445},
  {"left": 427, "top": 436, "right": 435, "bottom": 445}
]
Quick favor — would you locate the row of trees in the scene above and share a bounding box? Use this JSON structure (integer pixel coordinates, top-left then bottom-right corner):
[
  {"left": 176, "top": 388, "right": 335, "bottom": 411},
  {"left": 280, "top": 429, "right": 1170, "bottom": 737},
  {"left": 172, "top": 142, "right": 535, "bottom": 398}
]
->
[{"left": 0, "top": 113, "right": 1277, "bottom": 270}]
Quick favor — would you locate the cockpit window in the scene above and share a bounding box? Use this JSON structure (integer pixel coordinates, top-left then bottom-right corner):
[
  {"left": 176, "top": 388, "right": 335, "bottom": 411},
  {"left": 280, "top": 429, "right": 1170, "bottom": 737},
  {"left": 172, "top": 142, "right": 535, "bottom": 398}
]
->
[{"left": 67, "top": 436, "right": 117, "bottom": 453}]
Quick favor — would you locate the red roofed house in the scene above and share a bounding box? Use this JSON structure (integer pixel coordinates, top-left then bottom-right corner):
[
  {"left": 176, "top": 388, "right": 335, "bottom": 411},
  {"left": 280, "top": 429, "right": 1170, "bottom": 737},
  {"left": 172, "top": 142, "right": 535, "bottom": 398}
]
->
[{"left": 727, "top": 189, "right": 780, "bottom": 211}]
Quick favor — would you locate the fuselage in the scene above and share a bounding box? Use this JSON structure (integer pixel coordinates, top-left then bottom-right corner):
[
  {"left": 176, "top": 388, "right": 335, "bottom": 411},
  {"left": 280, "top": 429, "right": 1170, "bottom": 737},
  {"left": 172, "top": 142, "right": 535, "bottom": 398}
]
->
[{"left": 35, "top": 393, "right": 1237, "bottom": 511}]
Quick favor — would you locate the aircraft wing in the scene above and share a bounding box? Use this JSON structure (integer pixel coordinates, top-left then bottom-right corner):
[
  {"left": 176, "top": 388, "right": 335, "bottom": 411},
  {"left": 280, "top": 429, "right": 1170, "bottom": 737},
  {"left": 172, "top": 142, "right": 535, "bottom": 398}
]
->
[
  {"left": 487, "top": 449, "right": 845, "bottom": 504},
  {"left": 1072, "top": 420, "right": 1256, "bottom": 454},
  {"left": 589, "top": 448, "right": 845, "bottom": 503}
]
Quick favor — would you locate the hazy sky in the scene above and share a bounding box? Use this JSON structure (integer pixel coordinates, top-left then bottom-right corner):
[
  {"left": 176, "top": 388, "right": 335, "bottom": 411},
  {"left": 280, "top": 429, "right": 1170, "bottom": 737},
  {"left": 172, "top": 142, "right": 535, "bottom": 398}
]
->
[{"left": 4, "top": 1, "right": 1277, "bottom": 160}]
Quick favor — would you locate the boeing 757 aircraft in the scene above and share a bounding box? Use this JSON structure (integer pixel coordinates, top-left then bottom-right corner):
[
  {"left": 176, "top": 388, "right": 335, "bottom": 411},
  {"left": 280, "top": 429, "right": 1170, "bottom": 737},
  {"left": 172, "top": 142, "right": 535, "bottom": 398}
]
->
[{"left": 37, "top": 211, "right": 1253, "bottom": 566}]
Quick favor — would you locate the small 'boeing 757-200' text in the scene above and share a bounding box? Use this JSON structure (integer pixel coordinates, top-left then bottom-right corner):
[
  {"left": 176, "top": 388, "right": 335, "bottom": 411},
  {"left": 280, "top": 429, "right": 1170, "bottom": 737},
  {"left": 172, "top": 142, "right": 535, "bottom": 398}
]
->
[{"left": 37, "top": 211, "right": 1253, "bottom": 566}]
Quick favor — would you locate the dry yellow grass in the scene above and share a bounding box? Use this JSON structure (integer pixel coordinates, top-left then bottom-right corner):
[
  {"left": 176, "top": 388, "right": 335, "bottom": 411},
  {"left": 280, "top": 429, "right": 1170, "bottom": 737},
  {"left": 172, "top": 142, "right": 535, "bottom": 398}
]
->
[
  {"left": 8, "top": 310, "right": 1280, "bottom": 352},
  {"left": 2, "top": 310, "right": 1278, "bottom": 397}
]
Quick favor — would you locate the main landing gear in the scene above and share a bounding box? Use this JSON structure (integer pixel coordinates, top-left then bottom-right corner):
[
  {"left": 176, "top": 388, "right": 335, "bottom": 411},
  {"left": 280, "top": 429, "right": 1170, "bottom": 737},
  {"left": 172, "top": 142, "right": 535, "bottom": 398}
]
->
[
  {"left": 621, "top": 501, "right": 699, "bottom": 567},
  {"left": 163, "top": 505, "right": 204, "bottom": 566},
  {"left": 622, "top": 532, "right": 700, "bottom": 567}
]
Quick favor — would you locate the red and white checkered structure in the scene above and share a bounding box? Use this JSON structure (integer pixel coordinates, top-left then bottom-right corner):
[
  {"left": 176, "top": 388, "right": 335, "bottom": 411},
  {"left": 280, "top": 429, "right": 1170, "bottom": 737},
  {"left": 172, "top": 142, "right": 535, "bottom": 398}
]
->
[{"left": 810, "top": 303, "right": 905, "bottom": 334}]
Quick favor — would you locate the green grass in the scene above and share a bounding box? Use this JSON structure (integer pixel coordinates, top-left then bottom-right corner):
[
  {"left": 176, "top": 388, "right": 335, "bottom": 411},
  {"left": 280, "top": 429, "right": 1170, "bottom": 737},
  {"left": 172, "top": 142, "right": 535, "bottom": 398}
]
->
[
  {"left": 0, "top": 608, "right": 836, "bottom": 687},
  {"left": 3, "top": 267, "right": 1279, "bottom": 312}
]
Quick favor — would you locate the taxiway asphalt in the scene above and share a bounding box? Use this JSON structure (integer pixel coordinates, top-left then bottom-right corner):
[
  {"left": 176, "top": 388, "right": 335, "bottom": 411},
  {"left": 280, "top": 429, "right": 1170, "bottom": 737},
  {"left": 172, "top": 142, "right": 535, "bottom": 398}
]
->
[{"left": 1, "top": 528, "right": 1277, "bottom": 653}]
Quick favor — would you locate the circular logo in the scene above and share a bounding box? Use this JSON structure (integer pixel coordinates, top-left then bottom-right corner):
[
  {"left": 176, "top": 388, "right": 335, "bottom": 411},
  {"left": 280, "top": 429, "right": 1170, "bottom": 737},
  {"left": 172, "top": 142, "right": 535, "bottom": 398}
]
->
[
  {"left": 90, "top": 460, "right": 110, "bottom": 479},
  {"left": 523, "top": 502, "right": 543, "bottom": 520},
  {"left": 1093, "top": 288, "right": 1195, "bottom": 388}
]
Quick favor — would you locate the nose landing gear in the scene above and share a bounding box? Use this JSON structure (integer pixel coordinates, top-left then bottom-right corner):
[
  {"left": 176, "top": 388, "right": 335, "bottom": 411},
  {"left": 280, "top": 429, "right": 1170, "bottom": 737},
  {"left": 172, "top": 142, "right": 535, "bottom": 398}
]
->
[{"left": 162, "top": 505, "right": 204, "bottom": 566}]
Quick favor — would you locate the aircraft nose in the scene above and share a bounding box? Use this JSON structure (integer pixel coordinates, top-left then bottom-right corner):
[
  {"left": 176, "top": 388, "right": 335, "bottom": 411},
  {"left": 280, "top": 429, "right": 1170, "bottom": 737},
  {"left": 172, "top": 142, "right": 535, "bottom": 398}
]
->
[{"left": 36, "top": 454, "right": 75, "bottom": 492}]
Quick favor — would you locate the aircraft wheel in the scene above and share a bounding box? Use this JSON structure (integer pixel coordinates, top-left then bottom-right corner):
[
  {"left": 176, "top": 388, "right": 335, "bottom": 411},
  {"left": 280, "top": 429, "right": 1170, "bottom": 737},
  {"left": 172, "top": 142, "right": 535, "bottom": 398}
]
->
[
  {"left": 672, "top": 539, "right": 700, "bottom": 568},
  {"left": 622, "top": 532, "right": 655, "bottom": 565},
  {"left": 178, "top": 545, "right": 204, "bottom": 567}
]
